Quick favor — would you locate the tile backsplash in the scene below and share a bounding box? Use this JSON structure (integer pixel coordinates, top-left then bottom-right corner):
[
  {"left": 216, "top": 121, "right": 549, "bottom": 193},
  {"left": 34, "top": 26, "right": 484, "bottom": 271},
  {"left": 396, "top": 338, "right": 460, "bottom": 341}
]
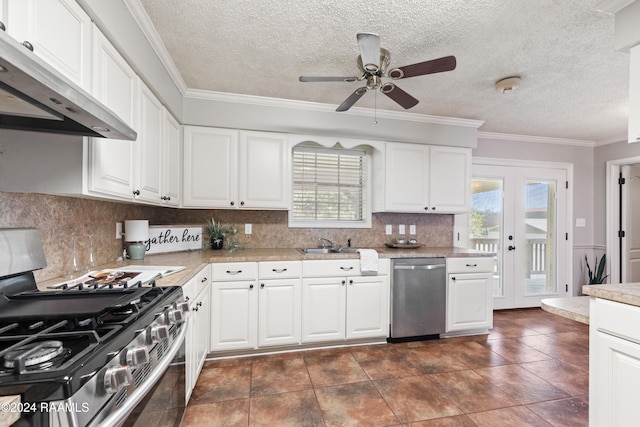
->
[{"left": 0, "top": 192, "right": 454, "bottom": 281}]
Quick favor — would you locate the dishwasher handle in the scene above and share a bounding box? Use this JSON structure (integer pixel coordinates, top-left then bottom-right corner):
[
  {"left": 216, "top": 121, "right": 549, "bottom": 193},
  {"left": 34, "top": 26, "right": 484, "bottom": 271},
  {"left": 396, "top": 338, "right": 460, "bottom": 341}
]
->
[{"left": 393, "top": 264, "right": 446, "bottom": 270}]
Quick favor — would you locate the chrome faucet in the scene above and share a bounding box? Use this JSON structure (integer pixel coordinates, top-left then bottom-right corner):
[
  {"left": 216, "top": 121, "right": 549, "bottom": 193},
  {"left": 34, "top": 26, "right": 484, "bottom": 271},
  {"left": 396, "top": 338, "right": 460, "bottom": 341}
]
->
[{"left": 318, "top": 237, "right": 335, "bottom": 249}]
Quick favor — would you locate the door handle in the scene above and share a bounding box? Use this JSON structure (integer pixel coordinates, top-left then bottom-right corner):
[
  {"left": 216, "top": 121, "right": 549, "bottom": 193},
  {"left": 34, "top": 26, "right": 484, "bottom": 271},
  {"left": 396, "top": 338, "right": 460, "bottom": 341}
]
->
[{"left": 508, "top": 245, "right": 516, "bottom": 251}]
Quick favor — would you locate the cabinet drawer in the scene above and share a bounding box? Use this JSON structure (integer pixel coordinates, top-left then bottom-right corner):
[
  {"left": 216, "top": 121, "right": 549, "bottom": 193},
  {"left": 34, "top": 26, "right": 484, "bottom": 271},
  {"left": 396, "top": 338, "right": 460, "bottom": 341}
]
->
[
  {"left": 212, "top": 262, "right": 258, "bottom": 281},
  {"left": 447, "top": 257, "right": 494, "bottom": 274},
  {"left": 259, "top": 261, "right": 301, "bottom": 279},
  {"left": 303, "top": 259, "right": 361, "bottom": 277},
  {"left": 192, "top": 265, "right": 211, "bottom": 296},
  {"left": 595, "top": 298, "right": 640, "bottom": 343}
]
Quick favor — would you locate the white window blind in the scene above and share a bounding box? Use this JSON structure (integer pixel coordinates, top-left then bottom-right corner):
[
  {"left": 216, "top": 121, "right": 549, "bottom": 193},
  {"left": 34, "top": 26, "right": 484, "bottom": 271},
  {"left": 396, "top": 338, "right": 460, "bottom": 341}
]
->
[{"left": 292, "top": 146, "right": 368, "bottom": 224}]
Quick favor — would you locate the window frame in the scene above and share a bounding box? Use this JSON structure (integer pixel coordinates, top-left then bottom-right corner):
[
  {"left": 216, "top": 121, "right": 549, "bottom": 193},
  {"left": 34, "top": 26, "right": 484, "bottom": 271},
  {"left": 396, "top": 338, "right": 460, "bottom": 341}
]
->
[{"left": 289, "top": 143, "right": 372, "bottom": 229}]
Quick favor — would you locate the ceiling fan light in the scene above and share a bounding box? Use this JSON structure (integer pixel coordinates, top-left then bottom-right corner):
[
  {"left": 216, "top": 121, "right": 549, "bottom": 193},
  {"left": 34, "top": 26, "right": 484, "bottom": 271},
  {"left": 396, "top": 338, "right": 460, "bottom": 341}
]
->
[
  {"left": 495, "top": 76, "right": 521, "bottom": 94},
  {"left": 381, "top": 82, "right": 395, "bottom": 94}
]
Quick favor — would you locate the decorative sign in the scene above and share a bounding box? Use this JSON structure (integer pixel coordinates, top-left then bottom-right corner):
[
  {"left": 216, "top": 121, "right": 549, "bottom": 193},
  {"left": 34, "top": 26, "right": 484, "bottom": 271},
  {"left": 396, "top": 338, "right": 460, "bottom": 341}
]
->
[{"left": 145, "top": 225, "right": 203, "bottom": 254}]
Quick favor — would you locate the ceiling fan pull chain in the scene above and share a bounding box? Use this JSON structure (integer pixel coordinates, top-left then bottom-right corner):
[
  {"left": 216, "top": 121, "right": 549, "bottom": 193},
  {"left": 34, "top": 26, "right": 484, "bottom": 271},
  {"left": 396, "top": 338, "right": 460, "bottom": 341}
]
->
[{"left": 374, "top": 89, "right": 378, "bottom": 124}]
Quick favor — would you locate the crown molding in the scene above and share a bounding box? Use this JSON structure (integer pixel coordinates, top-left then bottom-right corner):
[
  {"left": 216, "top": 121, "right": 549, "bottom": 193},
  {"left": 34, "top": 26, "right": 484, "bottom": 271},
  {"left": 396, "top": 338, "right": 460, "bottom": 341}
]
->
[
  {"left": 478, "top": 131, "right": 595, "bottom": 147},
  {"left": 124, "top": 0, "right": 188, "bottom": 95},
  {"left": 184, "top": 88, "right": 485, "bottom": 129},
  {"left": 595, "top": 0, "right": 636, "bottom": 14},
  {"left": 595, "top": 135, "right": 629, "bottom": 146}
]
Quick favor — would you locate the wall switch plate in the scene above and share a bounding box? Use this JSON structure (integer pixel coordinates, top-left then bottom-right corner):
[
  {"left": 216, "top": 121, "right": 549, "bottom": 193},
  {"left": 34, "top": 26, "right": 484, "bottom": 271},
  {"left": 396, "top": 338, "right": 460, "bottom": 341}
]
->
[
  {"left": 398, "top": 224, "right": 406, "bottom": 235},
  {"left": 116, "top": 222, "right": 123, "bottom": 239},
  {"left": 385, "top": 224, "right": 392, "bottom": 235},
  {"left": 575, "top": 218, "right": 586, "bottom": 227},
  {"left": 245, "top": 224, "right": 252, "bottom": 234},
  {"left": 409, "top": 225, "right": 416, "bottom": 235}
]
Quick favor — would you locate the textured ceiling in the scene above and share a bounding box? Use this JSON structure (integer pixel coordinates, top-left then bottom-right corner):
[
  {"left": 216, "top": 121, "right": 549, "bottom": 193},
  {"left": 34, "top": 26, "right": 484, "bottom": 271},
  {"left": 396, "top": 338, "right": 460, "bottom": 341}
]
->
[{"left": 138, "top": 0, "right": 629, "bottom": 143}]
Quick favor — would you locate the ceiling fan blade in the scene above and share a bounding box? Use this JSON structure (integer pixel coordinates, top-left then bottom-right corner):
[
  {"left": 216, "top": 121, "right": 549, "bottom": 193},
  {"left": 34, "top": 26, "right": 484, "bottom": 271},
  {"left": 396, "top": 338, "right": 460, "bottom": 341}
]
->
[
  {"left": 388, "top": 55, "right": 457, "bottom": 79},
  {"left": 299, "top": 76, "right": 359, "bottom": 82},
  {"left": 381, "top": 83, "right": 419, "bottom": 109},
  {"left": 336, "top": 87, "right": 368, "bottom": 112},
  {"left": 357, "top": 32, "right": 381, "bottom": 73}
]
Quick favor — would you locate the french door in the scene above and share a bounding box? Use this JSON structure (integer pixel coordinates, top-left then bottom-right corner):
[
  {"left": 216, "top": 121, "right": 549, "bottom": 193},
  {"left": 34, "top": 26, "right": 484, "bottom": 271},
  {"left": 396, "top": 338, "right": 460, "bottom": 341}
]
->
[{"left": 469, "top": 164, "right": 569, "bottom": 309}]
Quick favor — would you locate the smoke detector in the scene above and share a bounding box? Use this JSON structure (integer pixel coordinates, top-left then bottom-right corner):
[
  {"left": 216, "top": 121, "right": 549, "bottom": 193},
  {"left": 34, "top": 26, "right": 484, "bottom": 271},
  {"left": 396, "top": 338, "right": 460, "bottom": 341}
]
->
[{"left": 495, "top": 76, "right": 521, "bottom": 94}]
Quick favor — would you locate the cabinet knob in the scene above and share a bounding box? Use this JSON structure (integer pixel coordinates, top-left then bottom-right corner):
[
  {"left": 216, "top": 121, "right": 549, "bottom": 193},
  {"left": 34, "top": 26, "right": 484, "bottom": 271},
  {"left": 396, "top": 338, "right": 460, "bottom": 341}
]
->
[
  {"left": 432, "top": 207, "right": 436, "bottom": 210},
  {"left": 508, "top": 245, "right": 516, "bottom": 251},
  {"left": 249, "top": 284, "right": 254, "bottom": 289},
  {"left": 240, "top": 201, "right": 245, "bottom": 206},
  {"left": 424, "top": 206, "right": 429, "bottom": 210},
  {"left": 197, "top": 301, "right": 202, "bottom": 307},
  {"left": 341, "top": 280, "right": 346, "bottom": 285},
  {"left": 133, "top": 189, "right": 140, "bottom": 196},
  {"left": 22, "top": 41, "right": 34, "bottom": 52},
  {"left": 349, "top": 279, "right": 353, "bottom": 285},
  {"left": 230, "top": 201, "right": 235, "bottom": 206},
  {"left": 452, "top": 277, "right": 456, "bottom": 281},
  {"left": 260, "top": 283, "right": 265, "bottom": 288}
]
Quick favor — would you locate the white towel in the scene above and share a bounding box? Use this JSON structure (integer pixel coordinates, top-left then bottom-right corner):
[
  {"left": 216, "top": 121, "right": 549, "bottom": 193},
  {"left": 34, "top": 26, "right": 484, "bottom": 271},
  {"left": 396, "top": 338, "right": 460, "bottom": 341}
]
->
[{"left": 356, "top": 249, "right": 379, "bottom": 273}]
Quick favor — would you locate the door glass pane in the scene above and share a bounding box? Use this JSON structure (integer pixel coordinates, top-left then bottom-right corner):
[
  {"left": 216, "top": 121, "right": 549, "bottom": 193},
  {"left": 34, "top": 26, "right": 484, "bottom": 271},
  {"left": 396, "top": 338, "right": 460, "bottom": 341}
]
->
[
  {"left": 470, "top": 179, "right": 503, "bottom": 297},
  {"left": 524, "top": 180, "right": 556, "bottom": 295}
]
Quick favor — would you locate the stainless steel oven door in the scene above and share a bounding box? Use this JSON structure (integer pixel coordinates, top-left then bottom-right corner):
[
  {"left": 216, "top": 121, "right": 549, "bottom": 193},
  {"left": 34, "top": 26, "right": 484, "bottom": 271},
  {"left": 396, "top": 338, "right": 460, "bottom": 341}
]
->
[{"left": 96, "top": 325, "right": 187, "bottom": 427}]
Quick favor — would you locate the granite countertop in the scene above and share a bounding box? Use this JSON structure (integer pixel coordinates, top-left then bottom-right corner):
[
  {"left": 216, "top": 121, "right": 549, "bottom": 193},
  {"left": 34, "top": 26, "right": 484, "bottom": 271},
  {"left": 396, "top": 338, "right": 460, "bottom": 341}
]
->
[
  {"left": 541, "top": 296, "right": 590, "bottom": 324},
  {"left": 36, "top": 246, "right": 493, "bottom": 291},
  {"left": 582, "top": 283, "right": 640, "bottom": 308}
]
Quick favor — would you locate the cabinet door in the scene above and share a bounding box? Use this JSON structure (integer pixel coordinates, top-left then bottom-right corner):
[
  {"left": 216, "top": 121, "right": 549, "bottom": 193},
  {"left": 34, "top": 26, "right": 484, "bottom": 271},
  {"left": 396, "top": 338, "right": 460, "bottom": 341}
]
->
[
  {"left": 446, "top": 273, "right": 493, "bottom": 332},
  {"left": 88, "top": 25, "right": 140, "bottom": 200},
  {"left": 210, "top": 280, "right": 257, "bottom": 351},
  {"left": 429, "top": 146, "right": 471, "bottom": 213},
  {"left": 630, "top": 44, "right": 640, "bottom": 143},
  {"left": 258, "top": 278, "right": 301, "bottom": 347},
  {"left": 346, "top": 276, "right": 389, "bottom": 339},
  {"left": 238, "top": 131, "right": 290, "bottom": 209},
  {"left": 183, "top": 126, "right": 239, "bottom": 208},
  {"left": 7, "top": 0, "right": 91, "bottom": 90},
  {"left": 301, "top": 277, "right": 346, "bottom": 343},
  {"left": 591, "top": 331, "right": 640, "bottom": 426},
  {"left": 194, "top": 288, "right": 210, "bottom": 379},
  {"left": 385, "top": 143, "right": 430, "bottom": 212},
  {"left": 163, "top": 113, "right": 181, "bottom": 206},
  {"left": 137, "top": 85, "right": 165, "bottom": 204}
]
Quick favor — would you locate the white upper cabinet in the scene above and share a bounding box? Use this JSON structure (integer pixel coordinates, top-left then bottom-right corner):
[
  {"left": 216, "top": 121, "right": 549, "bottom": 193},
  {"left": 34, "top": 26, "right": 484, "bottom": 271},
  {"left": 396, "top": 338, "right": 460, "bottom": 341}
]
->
[
  {"left": 238, "top": 131, "right": 290, "bottom": 209},
  {"left": 137, "top": 84, "right": 164, "bottom": 204},
  {"left": 87, "top": 24, "right": 140, "bottom": 200},
  {"left": 383, "top": 142, "right": 470, "bottom": 213},
  {"left": 183, "top": 127, "right": 289, "bottom": 209},
  {"left": 6, "top": 0, "right": 92, "bottom": 90},
  {"left": 163, "top": 113, "right": 181, "bottom": 206},
  {"left": 183, "top": 126, "right": 238, "bottom": 208},
  {"left": 629, "top": 44, "right": 640, "bottom": 143}
]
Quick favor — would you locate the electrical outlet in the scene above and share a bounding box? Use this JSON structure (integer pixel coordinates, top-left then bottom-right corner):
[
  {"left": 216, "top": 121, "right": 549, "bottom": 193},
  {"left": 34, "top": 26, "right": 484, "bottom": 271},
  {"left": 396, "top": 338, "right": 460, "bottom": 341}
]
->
[
  {"left": 409, "top": 225, "right": 416, "bottom": 235},
  {"left": 385, "top": 224, "right": 392, "bottom": 235},
  {"left": 398, "top": 224, "right": 406, "bottom": 235},
  {"left": 116, "top": 222, "right": 123, "bottom": 239},
  {"left": 245, "top": 224, "right": 252, "bottom": 234}
]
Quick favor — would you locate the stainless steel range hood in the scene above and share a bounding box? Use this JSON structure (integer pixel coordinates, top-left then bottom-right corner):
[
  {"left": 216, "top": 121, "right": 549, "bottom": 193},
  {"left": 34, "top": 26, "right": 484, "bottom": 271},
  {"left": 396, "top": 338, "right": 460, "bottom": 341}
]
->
[{"left": 0, "top": 29, "right": 136, "bottom": 140}]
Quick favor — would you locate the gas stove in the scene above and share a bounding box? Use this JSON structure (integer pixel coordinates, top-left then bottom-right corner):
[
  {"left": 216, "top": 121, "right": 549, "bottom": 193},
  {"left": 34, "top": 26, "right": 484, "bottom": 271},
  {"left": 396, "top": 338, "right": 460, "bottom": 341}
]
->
[{"left": 0, "top": 229, "right": 189, "bottom": 427}]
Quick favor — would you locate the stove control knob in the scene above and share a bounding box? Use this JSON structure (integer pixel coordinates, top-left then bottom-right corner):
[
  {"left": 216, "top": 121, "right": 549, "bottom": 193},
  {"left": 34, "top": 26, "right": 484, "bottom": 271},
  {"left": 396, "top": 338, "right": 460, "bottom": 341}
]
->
[
  {"left": 126, "top": 346, "right": 150, "bottom": 367},
  {"left": 177, "top": 301, "right": 190, "bottom": 313},
  {"left": 167, "top": 308, "right": 185, "bottom": 325},
  {"left": 149, "top": 324, "right": 169, "bottom": 344},
  {"left": 104, "top": 366, "right": 133, "bottom": 395}
]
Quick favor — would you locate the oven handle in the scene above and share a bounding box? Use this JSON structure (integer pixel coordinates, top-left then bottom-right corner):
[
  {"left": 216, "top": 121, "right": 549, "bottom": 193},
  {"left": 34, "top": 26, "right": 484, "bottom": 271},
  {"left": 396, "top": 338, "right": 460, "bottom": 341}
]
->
[{"left": 97, "top": 324, "right": 187, "bottom": 427}]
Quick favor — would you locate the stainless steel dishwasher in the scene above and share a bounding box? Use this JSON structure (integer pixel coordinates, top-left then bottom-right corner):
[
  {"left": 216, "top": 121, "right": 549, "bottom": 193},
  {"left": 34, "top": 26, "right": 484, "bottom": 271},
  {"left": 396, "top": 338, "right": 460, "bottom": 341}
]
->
[{"left": 390, "top": 257, "right": 447, "bottom": 340}]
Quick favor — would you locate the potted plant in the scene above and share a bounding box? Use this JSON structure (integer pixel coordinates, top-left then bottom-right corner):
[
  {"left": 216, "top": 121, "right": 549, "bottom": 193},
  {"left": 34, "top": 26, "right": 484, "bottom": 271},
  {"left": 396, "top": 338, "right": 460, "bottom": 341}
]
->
[
  {"left": 585, "top": 254, "right": 608, "bottom": 284},
  {"left": 206, "top": 218, "right": 237, "bottom": 250}
]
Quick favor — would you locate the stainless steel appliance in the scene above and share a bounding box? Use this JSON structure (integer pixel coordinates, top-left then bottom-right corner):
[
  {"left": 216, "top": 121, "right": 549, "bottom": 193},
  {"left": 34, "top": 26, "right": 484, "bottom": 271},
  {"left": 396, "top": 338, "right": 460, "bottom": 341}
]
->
[
  {"left": 390, "top": 257, "right": 446, "bottom": 340},
  {"left": 0, "top": 25, "right": 136, "bottom": 140},
  {"left": 0, "top": 228, "right": 188, "bottom": 426}
]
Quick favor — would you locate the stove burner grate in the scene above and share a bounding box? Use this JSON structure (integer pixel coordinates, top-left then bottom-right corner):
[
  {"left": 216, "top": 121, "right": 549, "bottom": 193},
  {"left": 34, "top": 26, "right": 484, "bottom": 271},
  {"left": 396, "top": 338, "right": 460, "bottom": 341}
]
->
[{"left": 3, "top": 340, "right": 68, "bottom": 370}]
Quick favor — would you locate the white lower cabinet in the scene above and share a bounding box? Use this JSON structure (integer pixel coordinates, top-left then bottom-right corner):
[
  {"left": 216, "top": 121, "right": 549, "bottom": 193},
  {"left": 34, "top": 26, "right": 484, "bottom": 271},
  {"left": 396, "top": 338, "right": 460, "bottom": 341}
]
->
[
  {"left": 301, "top": 259, "right": 389, "bottom": 344},
  {"left": 445, "top": 258, "right": 493, "bottom": 334},
  {"left": 590, "top": 297, "right": 640, "bottom": 426},
  {"left": 183, "top": 265, "right": 211, "bottom": 403},
  {"left": 210, "top": 261, "right": 301, "bottom": 351}
]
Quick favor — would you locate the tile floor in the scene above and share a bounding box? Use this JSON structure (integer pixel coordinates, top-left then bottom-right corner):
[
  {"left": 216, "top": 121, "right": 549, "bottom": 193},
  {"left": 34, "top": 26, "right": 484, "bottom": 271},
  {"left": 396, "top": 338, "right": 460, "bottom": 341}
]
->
[{"left": 183, "top": 308, "right": 589, "bottom": 426}]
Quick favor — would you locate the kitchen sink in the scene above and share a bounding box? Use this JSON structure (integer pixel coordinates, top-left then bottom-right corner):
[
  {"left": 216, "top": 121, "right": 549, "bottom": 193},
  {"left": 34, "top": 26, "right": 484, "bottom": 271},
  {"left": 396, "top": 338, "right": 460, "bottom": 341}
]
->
[{"left": 297, "top": 247, "right": 361, "bottom": 254}]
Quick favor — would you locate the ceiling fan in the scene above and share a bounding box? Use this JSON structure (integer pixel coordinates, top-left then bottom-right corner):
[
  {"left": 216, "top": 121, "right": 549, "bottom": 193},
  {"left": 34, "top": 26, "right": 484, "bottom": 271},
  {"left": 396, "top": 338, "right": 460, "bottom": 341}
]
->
[{"left": 299, "top": 32, "right": 457, "bottom": 112}]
